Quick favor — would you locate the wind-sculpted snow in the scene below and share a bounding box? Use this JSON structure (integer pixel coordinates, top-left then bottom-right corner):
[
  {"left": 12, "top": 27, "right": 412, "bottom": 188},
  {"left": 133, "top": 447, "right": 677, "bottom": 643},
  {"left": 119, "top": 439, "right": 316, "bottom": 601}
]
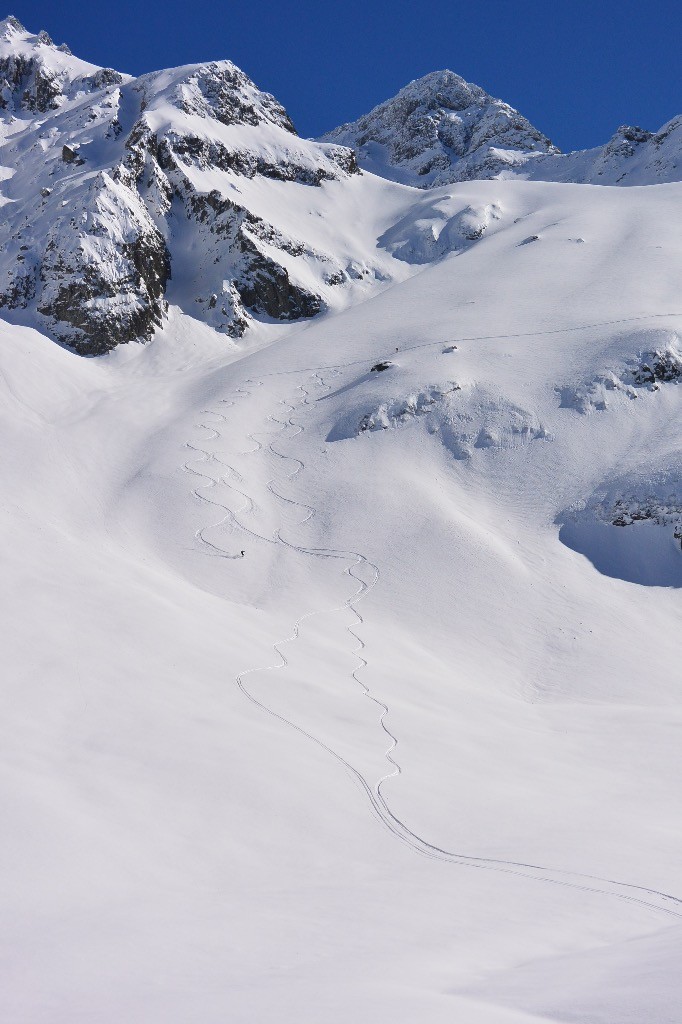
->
[
  {"left": 439, "top": 388, "right": 551, "bottom": 458},
  {"left": 559, "top": 466, "right": 682, "bottom": 587},
  {"left": 379, "top": 196, "right": 503, "bottom": 263},
  {"left": 559, "top": 330, "right": 682, "bottom": 413},
  {"left": 326, "top": 368, "right": 550, "bottom": 456},
  {"left": 336, "top": 382, "right": 461, "bottom": 437}
]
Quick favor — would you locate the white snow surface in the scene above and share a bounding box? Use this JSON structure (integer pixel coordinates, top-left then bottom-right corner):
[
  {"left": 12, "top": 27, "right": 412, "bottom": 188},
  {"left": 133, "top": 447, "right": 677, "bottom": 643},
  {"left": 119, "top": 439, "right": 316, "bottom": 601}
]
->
[
  {"left": 1, "top": 23, "right": 682, "bottom": 1024},
  {"left": 3, "top": 170, "right": 682, "bottom": 1022}
]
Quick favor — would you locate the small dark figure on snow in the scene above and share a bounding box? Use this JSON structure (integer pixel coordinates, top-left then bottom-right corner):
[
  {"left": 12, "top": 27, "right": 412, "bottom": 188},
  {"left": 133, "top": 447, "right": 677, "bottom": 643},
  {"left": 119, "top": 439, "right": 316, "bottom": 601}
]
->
[{"left": 240, "top": 550, "right": 245, "bottom": 557}]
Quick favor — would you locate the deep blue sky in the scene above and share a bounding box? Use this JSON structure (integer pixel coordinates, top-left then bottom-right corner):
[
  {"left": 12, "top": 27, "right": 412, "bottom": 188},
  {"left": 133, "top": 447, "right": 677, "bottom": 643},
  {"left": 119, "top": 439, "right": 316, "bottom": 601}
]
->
[{"left": 8, "top": 0, "right": 681, "bottom": 151}]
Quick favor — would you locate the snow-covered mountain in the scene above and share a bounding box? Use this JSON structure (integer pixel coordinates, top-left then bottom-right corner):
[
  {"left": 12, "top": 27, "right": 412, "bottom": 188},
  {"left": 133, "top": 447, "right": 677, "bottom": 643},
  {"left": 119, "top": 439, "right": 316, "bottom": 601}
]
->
[
  {"left": 0, "top": 16, "right": 366, "bottom": 353},
  {"left": 321, "top": 69, "right": 560, "bottom": 186},
  {"left": 2, "top": 19, "right": 680, "bottom": 357},
  {"left": 524, "top": 117, "right": 682, "bottom": 185},
  {"left": 323, "top": 69, "right": 682, "bottom": 188},
  {"left": 2, "top": 17, "right": 682, "bottom": 1024}
]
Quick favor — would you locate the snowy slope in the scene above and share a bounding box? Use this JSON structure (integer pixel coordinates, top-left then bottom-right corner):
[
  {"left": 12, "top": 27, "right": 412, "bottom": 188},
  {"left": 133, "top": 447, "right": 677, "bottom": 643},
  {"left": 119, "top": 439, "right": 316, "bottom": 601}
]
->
[
  {"left": 2, "top": 18, "right": 682, "bottom": 1024},
  {"left": 3, "top": 176, "right": 682, "bottom": 1022}
]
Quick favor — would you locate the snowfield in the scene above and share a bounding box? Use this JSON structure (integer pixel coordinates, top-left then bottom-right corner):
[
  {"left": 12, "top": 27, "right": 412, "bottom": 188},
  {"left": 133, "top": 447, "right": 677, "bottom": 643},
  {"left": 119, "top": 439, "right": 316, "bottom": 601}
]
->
[{"left": 2, "top": 19, "right": 682, "bottom": 1024}]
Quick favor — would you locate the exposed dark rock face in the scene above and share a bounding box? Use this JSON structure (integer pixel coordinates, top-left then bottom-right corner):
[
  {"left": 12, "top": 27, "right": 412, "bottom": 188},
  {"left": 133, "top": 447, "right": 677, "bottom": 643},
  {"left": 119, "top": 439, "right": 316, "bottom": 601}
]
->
[
  {"left": 0, "top": 52, "right": 61, "bottom": 111},
  {"left": 237, "top": 243, "right": 323, "bottom": 321},
  {"left": 631, "top": 349, "right": 682, "bottom": 386},
  {"left": 183, "top": 62, "right": 295, "bottom": 131},
  {"left": 0, "top": 260, "right": 37, "bottom": 308},
  {"left": 88, "top": 67, "right": 124, "bottom": 89},
  {"left": 61, "top": 144, "right": 83, "bottom": 165},
  {"left": 33, "top": 175, "right": 171, "bottom": 354},
  {"left": 149, "top": 128, "right": 342, "bottom": 184},
  {"left": 0, "top": 18, "right": 359, "bottom": 354}
]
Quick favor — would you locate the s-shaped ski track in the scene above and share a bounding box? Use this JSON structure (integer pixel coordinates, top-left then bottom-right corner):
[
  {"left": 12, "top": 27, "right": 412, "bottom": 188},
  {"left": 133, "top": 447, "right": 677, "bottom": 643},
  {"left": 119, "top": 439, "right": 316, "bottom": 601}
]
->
[{"left": 187, "top": 365, "right": 682, "bottom": 923}]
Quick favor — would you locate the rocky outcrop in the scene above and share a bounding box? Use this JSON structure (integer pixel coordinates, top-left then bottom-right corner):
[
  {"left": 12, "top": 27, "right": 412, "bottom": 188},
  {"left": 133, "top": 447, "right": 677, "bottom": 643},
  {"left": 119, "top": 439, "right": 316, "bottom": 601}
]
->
[
  {"left": 166, "top": 60, "right": 296, "bottom": 132},
  {"left": 559, "top": 333, "right": 682, "bottom": 414},
  {"left": 237, "top": 241, "right": 322, "bottom": 321},
  {"left": 0, "top": 51, "right": 60, "bottom": 111},
  {"left": 36, "top": 181, "right": 170, "bottom": 355}
]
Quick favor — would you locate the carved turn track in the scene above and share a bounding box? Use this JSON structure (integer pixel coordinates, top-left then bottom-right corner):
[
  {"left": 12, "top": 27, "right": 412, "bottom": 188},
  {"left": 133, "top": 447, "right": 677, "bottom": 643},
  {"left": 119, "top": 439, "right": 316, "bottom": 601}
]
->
[{"left": 185, "top": 364, "right": 682, "bottom": 922}]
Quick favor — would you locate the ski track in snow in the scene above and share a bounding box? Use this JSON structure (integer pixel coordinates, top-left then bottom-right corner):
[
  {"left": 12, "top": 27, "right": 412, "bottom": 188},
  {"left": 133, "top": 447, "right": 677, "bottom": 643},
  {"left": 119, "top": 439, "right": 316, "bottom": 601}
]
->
[
  {"left": 224, "top": 311, "right": 682, "bottom": 380},
  {"left": 184, "top": 358, "right": 682, "bottom": 924}
]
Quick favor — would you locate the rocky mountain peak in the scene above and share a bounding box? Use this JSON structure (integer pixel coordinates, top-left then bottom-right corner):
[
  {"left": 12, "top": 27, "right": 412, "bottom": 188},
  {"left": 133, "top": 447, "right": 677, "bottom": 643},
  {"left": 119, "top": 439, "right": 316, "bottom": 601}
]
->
[
  {"left": 0, "top": 14, "right": 25, "bottom": 36},
  {"left": 0, "top": 12, "right": 106, "bottom": 114},
  {"left": 0, "top": 17, "right": 360, "bottom": 354},
  {"left": 321, "top": 69, "right": 559, "bottom": 186},
  {"left": 0, "top": 14, "right": 66, "bottom": 51},
  {"left": 385, "top": 69, "right": 489, "bottom": 112},
  {"left": 156, "top": 60, "right": 297, "bottom": 133}
]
